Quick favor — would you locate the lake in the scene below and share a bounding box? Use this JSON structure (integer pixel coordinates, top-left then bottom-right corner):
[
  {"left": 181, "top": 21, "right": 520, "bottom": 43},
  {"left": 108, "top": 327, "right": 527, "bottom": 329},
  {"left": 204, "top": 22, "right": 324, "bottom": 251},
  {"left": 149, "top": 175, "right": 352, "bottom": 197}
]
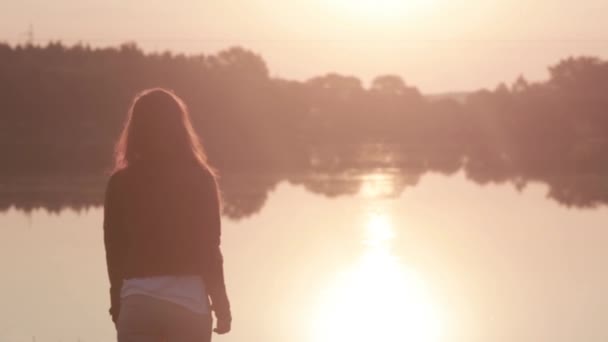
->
[{"left": 1, "top": 171, "right": 607, "bottom": 342}]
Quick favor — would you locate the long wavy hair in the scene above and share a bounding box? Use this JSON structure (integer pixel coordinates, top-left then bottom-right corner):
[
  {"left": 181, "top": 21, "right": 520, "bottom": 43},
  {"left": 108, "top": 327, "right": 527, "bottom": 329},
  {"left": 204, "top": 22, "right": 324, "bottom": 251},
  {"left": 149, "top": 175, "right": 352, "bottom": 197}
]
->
[{"left": 113, "top": 88, "right": 217, "bottom": 179}]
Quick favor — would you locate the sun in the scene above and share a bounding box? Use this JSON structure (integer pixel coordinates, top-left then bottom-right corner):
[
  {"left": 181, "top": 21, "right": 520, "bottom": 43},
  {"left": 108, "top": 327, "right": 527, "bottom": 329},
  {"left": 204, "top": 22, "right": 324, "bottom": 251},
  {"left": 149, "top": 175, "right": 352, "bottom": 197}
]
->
[
  {"left": 312, "top": 213, "right": 443, "bottom": 342},
  {"left": 329, "top": 0, "right": 437, "bottom": 23}
]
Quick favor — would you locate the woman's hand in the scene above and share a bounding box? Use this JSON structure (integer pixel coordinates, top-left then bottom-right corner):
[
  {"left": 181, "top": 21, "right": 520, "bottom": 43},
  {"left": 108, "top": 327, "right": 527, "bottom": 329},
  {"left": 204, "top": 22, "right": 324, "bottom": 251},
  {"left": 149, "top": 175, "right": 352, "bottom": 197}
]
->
[{"left": 213, "top": 318, "right": 231, "bottom": 334}]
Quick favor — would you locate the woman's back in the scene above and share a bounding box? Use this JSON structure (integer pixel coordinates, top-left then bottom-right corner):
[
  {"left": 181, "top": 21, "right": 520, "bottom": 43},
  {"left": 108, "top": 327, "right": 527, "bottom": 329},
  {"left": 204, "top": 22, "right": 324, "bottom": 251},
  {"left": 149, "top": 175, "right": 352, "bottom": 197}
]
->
[{"left": 107, "top": 161, "right": 220, "bottom": 278}]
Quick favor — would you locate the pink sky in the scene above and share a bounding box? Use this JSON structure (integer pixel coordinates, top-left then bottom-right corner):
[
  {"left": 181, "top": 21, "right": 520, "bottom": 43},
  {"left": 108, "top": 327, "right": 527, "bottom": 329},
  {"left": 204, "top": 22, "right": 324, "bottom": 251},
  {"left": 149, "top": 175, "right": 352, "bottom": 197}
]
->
[{"left": 2, "top": 0, "right": 608, "bottom": 92}]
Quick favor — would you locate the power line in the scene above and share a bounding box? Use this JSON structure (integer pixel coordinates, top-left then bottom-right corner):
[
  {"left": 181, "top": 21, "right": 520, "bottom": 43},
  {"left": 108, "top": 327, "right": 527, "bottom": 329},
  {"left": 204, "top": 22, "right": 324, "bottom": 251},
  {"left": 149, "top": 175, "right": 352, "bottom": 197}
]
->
[{"left": 4, "top": 36, "right": 608, "bottom": 45}]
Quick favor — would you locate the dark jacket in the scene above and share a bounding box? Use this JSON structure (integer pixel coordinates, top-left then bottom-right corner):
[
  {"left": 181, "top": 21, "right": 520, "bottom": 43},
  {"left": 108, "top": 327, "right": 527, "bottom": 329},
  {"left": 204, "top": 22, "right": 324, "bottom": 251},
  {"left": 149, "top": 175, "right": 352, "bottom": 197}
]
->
[{"left": 103, "top": 161, "right": 231, "bottom": 323}]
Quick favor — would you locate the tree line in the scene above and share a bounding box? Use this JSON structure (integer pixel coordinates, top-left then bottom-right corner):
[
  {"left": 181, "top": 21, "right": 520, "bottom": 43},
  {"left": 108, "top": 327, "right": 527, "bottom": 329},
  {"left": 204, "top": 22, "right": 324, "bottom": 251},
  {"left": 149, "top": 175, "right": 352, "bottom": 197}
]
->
[{"left": 1, "top": 42, "right": 607, "bottom": 218}]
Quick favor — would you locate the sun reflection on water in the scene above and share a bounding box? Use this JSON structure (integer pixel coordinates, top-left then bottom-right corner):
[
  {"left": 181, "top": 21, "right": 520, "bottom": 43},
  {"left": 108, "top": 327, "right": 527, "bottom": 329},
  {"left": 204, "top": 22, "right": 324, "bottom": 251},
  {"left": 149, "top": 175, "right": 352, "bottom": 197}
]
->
[
  {"left": 312, "top": 211, "right": 442, "bottom": 342},
  {"left": 359, "top": 173, "right": 397, "bottom": 198}
]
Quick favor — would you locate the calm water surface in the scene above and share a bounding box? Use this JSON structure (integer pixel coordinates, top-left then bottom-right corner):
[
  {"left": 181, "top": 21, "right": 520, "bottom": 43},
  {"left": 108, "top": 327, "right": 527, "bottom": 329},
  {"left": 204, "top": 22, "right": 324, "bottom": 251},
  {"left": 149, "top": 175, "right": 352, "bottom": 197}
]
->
[{"left": 1, "top": 172, "right": 607, "bottom": 342}]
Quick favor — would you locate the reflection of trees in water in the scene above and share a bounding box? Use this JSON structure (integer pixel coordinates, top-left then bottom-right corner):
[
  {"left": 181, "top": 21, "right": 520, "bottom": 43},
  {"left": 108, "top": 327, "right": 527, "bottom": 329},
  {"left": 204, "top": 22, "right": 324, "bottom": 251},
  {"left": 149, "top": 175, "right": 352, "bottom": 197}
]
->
[
  {"left": 0, "top": 169, "right": 422, "bottom": 218},
  {"left": 1, "top": 44, "right": 608, "bottom": 214},
  {"left": 220, "top": 173, "right": 279, "bottom": 220},
  {"left": 0, "top": 177, "right": 104, "bottom": 213},
  {"left": 1, "top": 166, "right": 607, "bottom": 218}
]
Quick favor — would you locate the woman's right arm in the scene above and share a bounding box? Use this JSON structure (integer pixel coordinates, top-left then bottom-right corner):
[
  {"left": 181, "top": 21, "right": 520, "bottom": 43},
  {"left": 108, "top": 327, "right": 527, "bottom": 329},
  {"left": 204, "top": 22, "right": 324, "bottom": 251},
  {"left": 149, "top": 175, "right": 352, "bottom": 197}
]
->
[{"left": 200, "top": 174, "right": 232, "bottom": 333}]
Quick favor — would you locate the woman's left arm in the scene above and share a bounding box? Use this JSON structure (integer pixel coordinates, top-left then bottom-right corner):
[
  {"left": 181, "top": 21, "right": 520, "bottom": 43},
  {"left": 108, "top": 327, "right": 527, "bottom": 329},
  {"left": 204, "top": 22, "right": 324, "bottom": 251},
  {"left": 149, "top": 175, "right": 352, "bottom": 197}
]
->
[{"left": 103, "top": 173, "right": 127, "bottom": 325}]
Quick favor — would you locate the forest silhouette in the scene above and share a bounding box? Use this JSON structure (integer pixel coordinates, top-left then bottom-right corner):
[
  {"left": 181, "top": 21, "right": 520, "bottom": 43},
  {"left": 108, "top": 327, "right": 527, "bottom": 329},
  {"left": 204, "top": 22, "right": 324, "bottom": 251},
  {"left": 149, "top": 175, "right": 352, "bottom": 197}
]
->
[{"left": 1, "top": 42, "right": 607, "bottom": 218}]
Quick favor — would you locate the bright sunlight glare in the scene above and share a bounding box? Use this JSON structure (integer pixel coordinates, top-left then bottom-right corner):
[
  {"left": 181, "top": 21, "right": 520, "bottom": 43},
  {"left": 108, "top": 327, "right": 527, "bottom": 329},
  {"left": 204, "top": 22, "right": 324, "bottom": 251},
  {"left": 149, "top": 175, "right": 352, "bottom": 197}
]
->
[
  {"left": 329, "top": 0, "right": 437, "bottom": 24},
  {"left": 365, "top": 213, "right": 394, "bottom": 246},
  {"left": 359, "top": 173, "right": 396, "bottom": 198},
  {"left": 312, "top": 212, "right": 442, "bottom": 342}
]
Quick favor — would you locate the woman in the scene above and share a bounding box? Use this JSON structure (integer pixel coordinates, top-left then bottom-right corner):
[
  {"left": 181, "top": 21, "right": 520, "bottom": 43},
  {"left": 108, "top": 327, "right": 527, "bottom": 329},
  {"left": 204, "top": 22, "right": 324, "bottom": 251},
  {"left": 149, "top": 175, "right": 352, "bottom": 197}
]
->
[{"left": 103, "top": 88, "right": 231, "bottom": 342}]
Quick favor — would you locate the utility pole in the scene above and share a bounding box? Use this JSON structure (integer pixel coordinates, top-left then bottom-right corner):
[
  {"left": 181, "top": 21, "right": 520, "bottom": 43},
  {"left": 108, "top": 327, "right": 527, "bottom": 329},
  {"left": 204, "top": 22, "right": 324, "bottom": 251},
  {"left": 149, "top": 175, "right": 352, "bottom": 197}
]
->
[{"left": 24, "top": 24, "right": 34, "bottom": 45}]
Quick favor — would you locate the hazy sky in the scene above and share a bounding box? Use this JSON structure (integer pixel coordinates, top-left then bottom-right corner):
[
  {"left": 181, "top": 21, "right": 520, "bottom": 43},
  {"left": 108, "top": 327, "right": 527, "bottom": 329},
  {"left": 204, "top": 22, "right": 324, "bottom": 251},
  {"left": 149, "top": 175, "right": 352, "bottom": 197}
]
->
[{"left": 2, "top": 0, "right": 608, "bottom": 92}]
